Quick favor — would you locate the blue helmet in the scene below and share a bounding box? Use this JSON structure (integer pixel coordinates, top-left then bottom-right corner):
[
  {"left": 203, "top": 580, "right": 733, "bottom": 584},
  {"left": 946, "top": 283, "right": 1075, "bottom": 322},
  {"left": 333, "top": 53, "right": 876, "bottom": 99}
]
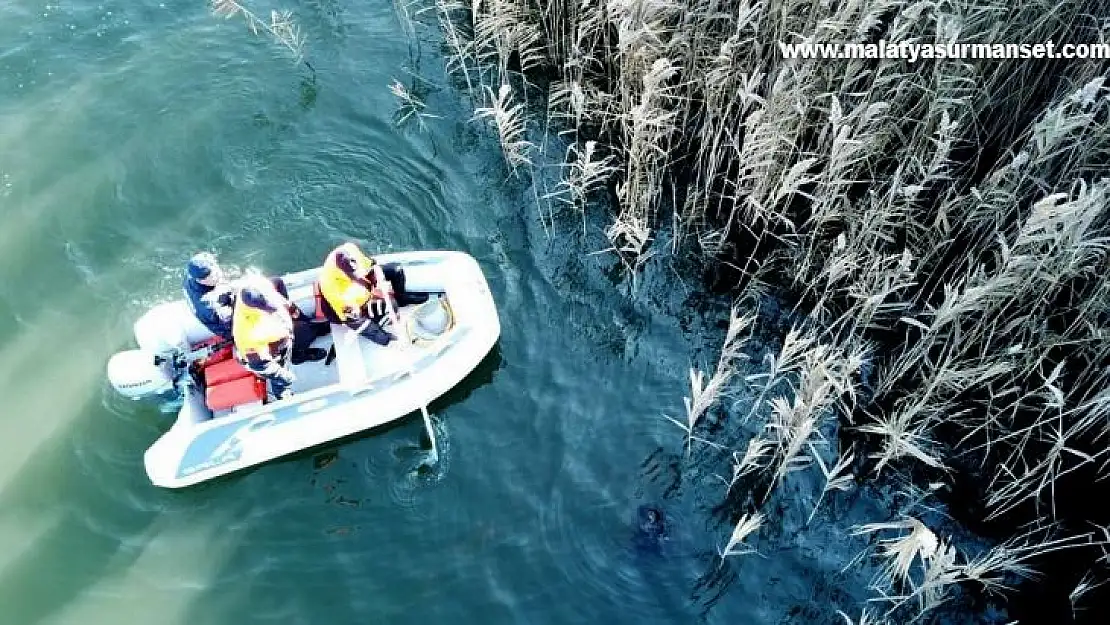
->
[
  {"left": 239, "top": 286, "right": 277, "bottom": 312},
  {"left": 186, "top": 252, "right": 219, "bottom": 282}
]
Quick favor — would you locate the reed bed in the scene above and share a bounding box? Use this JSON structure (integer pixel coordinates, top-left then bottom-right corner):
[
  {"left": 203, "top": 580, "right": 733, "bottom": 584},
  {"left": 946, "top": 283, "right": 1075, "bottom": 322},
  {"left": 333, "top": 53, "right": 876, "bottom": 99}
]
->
[{"left": 418, "top": 0, "right": 1110, "bottom": 619}]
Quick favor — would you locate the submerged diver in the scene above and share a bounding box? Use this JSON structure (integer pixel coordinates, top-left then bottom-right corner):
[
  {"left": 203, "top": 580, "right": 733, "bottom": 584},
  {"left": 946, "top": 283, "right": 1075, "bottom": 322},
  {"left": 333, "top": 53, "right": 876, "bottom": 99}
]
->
[{"left": 633, "top": 504, "right": 668, "bottom": 555}]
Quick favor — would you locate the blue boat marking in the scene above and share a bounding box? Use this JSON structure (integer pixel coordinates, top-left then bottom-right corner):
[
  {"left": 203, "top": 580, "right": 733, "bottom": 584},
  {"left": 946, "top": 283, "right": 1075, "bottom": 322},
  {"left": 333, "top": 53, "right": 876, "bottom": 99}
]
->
[
  {"left": 176, "top": 393, "right": 340, "bottom": 478},
  {"left": 175, "top": 419, "right": 248, "bottom": 478},
  {"left": 174, "top": 325, "right": 471, "bottom": 479}
]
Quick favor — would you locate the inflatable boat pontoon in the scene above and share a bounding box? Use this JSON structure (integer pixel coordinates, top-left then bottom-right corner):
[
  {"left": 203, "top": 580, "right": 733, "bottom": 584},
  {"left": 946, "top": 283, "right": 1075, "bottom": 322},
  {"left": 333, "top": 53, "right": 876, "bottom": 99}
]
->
[{"left": 106, "top": 251, "right": 499, "bottom": 488}]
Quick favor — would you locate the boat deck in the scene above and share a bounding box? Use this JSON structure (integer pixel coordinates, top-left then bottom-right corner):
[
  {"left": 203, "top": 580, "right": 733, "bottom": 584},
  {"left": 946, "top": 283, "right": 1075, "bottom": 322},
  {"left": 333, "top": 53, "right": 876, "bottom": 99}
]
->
[
  {"left": 288, "top": 333, "right": 341, "bottom": 393},
  {"left": 286, "top": 320, "right": 414, "bottom": 393},
  {"left": 211, "top": 299, "right": 438, "bottom": 418}
]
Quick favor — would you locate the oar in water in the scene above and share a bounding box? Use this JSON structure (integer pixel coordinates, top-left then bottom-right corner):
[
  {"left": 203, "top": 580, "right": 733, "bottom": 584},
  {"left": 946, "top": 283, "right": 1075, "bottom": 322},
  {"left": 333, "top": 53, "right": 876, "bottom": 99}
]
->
[{"left": 373, "top": 265, "right": 440, "bottom": 466}]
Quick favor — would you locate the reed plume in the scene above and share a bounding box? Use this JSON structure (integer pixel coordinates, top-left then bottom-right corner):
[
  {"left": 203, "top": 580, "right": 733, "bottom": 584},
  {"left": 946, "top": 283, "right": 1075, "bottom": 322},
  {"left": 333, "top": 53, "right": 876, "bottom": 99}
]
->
[{"left": 210, "top": 0, "right": 308, "bottom": 66}]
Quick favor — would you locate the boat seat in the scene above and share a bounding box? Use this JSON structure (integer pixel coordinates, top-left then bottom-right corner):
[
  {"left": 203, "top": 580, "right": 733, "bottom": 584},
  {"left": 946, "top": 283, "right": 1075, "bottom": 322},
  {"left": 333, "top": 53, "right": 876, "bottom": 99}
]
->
[
  {"left": 205, "top": 357, "right": 254, "bottom": 386},
  {"left": 199, "top": 348, "right": 266, "bottom": 411},
  {"left": 206, "top": 375, "right": 267, "bottom": 411}
]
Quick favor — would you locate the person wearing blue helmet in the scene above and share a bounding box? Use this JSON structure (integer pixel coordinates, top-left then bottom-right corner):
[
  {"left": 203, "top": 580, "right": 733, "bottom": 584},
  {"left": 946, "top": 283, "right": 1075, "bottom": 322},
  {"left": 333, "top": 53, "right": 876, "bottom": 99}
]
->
[
  {"left": 183, "top": 252, "right": 235, "bottom": 340},
  {"left": 184, "top": 252, "right": 329, "bottom": 350}
]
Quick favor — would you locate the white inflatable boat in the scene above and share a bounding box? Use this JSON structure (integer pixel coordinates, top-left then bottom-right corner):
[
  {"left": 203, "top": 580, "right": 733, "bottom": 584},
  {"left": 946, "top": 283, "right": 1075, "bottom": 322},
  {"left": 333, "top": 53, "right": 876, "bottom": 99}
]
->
[{"left": 106, "top": 251, "right": 500, "bottom": 488}]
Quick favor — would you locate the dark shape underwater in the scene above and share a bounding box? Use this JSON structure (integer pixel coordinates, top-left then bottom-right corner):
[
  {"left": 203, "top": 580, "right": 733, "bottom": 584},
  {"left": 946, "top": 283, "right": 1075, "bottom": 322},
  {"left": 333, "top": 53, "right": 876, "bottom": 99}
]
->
[{"left": 632, "top": 504, "right": 668, "bottom": 555}]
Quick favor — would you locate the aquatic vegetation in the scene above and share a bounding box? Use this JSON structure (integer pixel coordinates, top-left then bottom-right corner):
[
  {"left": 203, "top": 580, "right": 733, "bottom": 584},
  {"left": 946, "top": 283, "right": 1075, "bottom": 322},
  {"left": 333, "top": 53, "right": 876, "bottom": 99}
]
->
[
  {"left": 390, "top": 79, "right": 441, "bottom": 127},
  {"left": 547, "top": 140, "right": 620, "bottom": 219},
  {"left": 419, "top": 0, "right": 1110, "bottom": 618},
  {"left": 663, "top": 305, "right": 754, "bottom": 457},
  {"left": 718, "top": 511, "right": 763, "bottom": 560},
  {"left": 764, "top": 339, "right": 859, "bottom": 490},
  {"left": 851, "top": 519, "right": 1099, "bottom": 618},
  {"left": 209, "top": 0, "right": 308, "bottom": 66},
  {"left": 721, "top": 436, "right": 771, "bottom": 493},
  {"left": 806, "top": 445, "right": 854, "bottom": 525},
  {"left": 1070, "top": 571, "right": 1106, "bottom": 619},
  {"left": 472, "top": 83, "right": 534, "bottom": 171},
  {"left": 837, "top": 609, "right": 888, "bottom": 625}
]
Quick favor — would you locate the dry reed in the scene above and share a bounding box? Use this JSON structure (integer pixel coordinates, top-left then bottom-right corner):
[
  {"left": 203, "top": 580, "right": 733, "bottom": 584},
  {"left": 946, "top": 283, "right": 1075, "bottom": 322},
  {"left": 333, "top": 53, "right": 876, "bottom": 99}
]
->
[
  {"left": 425, "top": 0, "right": 1110, "bottom": 618},
  {"left": 210, "top": 0, "right": 308, "bottom": 65}
]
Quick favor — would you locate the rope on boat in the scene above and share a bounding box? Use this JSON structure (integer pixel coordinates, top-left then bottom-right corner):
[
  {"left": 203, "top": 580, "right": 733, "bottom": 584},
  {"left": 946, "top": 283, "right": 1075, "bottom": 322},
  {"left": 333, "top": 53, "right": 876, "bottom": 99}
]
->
[{"left": 406, "top": 296, "right": 456, "bottom": 346}]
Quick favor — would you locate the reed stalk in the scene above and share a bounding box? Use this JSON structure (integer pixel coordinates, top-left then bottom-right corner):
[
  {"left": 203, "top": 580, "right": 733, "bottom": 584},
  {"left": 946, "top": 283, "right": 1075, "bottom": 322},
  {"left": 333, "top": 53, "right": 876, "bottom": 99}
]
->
[{"left": 210, "top": 0, "right": 309, "bottom": 68}]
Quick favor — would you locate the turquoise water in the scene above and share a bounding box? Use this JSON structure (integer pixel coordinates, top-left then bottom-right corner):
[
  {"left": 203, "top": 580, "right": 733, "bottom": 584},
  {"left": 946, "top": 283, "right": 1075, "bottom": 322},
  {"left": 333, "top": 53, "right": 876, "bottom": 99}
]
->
[{"left": 0, "top": 2, "right": 992, "bottom": 624}]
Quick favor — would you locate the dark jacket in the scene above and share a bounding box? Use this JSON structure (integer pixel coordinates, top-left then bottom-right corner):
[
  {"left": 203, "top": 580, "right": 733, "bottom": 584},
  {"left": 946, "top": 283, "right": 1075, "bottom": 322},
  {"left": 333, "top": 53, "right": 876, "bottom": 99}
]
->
[{"left": 183, "top": 277, "right": 235, "bottom": 339}]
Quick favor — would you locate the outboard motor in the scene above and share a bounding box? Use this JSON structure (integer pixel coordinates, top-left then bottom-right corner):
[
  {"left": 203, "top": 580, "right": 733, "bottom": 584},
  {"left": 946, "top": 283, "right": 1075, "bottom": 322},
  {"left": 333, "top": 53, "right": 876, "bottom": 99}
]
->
[
  {"left": 107, "top": 301, "right": 202, "bottom": 404},
  {"left": 107, "top": 349, "right": 180, "bottom": 402}
]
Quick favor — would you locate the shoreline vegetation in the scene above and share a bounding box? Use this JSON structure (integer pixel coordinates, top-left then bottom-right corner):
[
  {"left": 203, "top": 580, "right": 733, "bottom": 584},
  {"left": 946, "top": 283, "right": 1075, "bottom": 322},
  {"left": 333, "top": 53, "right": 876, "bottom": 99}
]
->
[
  {"left": 436, "top": 0, "right": 1110, "bottom": 621},
  {"left": 208, "top": 0, "right": 1110, "bottom": 621}
]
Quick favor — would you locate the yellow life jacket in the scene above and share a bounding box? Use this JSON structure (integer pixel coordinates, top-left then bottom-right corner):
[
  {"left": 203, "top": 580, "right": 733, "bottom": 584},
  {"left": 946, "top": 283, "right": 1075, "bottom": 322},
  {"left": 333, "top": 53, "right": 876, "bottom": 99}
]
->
[
  {"left": 318, "top": 243, "right": 376, "bottom": 321},
  {"left": 232, "top": 293, "right": 292, "bottom": 356}
]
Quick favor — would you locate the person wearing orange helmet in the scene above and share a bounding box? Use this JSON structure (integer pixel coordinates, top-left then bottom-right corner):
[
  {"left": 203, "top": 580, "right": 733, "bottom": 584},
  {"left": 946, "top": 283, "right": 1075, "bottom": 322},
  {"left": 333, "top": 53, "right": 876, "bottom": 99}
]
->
[
  {"left": 233, "top": 276, "right": 327, "bottom": 400},
  {"left": 310, "top": 242, "right": 428, "bottom": 345}
]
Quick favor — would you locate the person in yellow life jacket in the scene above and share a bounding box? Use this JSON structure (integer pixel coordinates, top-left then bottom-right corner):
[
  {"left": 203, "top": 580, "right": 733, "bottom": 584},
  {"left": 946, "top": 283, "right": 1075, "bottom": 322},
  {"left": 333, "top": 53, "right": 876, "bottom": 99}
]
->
[
  {"left": 233, "top": 279, "right": 327, "bottom": 400},
  {"left": 312, "top": 242, "right": 428, "bottom": 345}
]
